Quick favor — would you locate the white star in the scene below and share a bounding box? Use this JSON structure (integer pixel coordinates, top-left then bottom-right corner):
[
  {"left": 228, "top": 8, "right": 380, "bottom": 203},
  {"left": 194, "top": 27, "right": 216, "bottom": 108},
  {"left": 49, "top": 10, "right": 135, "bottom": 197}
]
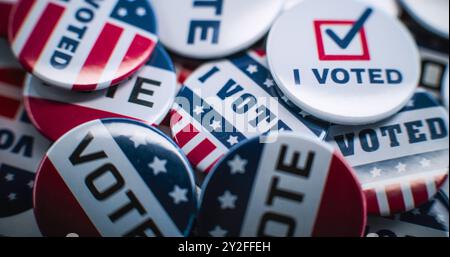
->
[
  {"left": 194, "top": 105, "right": 205, "bottom": 116},
  {"left": 227, "top": 155, "right": 248, "bottom": 175},
  {"left": 117, "top": 8, "right": 127, "bottom": 17},
  {"left": 420, "top": 158, "right": 431, "bottom": 168},
  {"left": 4, "top": 173, "right": 14, "bottom": 182},
  {"left": 263, "top": 78, "right": 275, "bottom": 88},
  {"left": 246, "top": 65, "right": 258, "bottom": 74},
  {"left": 281, "top": 95, "right": 290, "bottom": 103},
  {"left": 299, "top": 111, "right": 310, "bottom": 118},
  {"left": 227, "top": 136, "right": 239, "bottom": 146},
  {"left": 169, "top": 185, "right": 188, "bottom": 205},
  {"left": 218, "top": 191, "right": 238, "bottom": 210},
  {"left": 148, "top": 157, "right": 168, "bottom": 176},
  {"left": 27, "top": 180, "right": 34, "bottom": 189},
  {"left": 370, "top": 167, "right": 382, "bottom": 178},
  {"left": 136, "top": 7, "right": 146, "bottom": 16},
  {"left": 129, "top": 132, "right": 151, "bottom": 148},
  {"left": 209, "top": 226, "right": 228, "bottom": 237},
  {"left": 8, "top": 193, "right": 16, "bottom": 201},
  {"left": 396, "top": 162, "right": 407, "bottom": 173},
  {"left": 406, "top": 100, "right": 415, "bottom": 107},
  {"left": 210, "top": 120, "right": 222, "bottom": 131}
]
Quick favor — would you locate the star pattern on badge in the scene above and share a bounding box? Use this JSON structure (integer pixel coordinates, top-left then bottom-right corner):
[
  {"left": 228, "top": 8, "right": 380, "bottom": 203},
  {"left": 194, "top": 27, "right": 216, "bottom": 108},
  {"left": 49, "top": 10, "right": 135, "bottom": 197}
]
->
[
  {"left": 227, "top": 136, "right": 239, "bottom": 146},
  {"left": 128, "top": 131, "right": 151, "bottom": 148},
  {"left": 209, "top": 225, "right": 228, "bottom": 237},
  {"left": 263, "top": 78, "right": 275, "bottom": 88},
  {"left": 370, "top": 167, "right": 382, "bottom": 178},
  {"left": 148, "top": 156, "right": 168, "bottom": 176},
  {"left": 396, "top": 162, "right": 407, "bottom": 173},
  {"left": 4, "top": 173, "right": 14, "bottom": 182},
  {"left": 246, "top": 64, "right": 258, "bottom": 74},
  {"left": 8, "top": 193, "right": 17, "bottom": 201},
  {"left": 218, "top": 191, "right": 238, "bottom": 210},
  {"left": 169, "top": 185, "right": 188, "bottom": 205},
  {"left": 227, "top": 155, "right": 248, "bottom": 175},
  {"left": 420, "top": 158, "right": 431, "bottom": 168},
  {"left": 194, "top": 105, "right": 205, "bottom": 116},
  {"left": 210, "top": 120, "right": 222, "bottom": 131}
]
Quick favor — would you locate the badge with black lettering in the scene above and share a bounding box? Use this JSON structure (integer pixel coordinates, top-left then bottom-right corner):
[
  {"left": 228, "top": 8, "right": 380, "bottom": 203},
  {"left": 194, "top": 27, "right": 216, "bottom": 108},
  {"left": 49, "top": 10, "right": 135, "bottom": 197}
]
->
[
  {"left": 9, "top": 0, "right": 158, "bottom": 91},
  {"left": 24, "top": 43, "right": 176, "bottom": 142},
  {"left": 267, "top": 0, "right": 420, "bottom": 125},
  {"left": 0, "top": 0, "right": 17, "bottom": 37},
  {"left": 170, "top": 50, "right": 329, "bottom": 174},
  {"left": 34, "top": 118, "right": 197, "bottom": 237},
  {"left": 327, "top": 90, "right": 449, "bottom": 216},
  {"left": 198, "top": 132, "right": 366, "bottom": 237},
  {"left": 365, "top": 190, "right": 449, "bottom": 237},
  {"left": 151, "top": 0, "right": 284, "bottom": 59},
  {"left": 0, "top": 39, "right": 51, "bottom": 236}
]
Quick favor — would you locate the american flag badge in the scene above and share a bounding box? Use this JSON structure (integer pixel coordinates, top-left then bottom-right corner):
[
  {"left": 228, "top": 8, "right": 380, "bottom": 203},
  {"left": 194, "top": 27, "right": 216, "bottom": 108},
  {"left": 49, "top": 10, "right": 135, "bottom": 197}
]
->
[
  {"left": 0, "top": 0, "right": 17, "bottom": 37},
  {"left": 9, "top": 0, "right": 158, "bottom": 91},
  {"left": 0, "top": 39, "right": 51, "bottom": 237},
  {"left": 151, "top": 0, "right": 285, "bottom": 59},
  {"left": 198, "top": 133, "right": 366, "bottom": 237},
  {"left": 327, "top": 90, "right": 449, "bottom": 216},
  {"left": 33, "top": 118, "right": 197, "bottom": 237},
  {"left": 170, "top": 50, "right": 330, "bottom": 175},
  {"left": 24, "top": 43, "right": 177, "bottom": 142},
  {"left": 365, "top": 190, "right": 449, "bottom": 237}
]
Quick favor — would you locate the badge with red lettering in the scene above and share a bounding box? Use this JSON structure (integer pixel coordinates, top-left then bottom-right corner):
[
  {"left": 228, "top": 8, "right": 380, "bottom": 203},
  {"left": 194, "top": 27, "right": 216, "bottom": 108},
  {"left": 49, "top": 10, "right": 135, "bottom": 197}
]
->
[
  {"left": 170, "top": 50, "right": 329, "bottom": 174},
  {"left": 34, "top": 119, "right": 197, "bottom": 237},
  {"left": 8, "top": 0, "right": 158, "bottom": 91},
  {"left": 267, "top": 0, "right": 420, "bottom": 125},
  {"left": 24, "top": 43, "right": 176, "bottom": 142},
  {"left": 365, "top": 190, "right": 449, "bottom": 237},
  {"left": 0, "top": 39, "right": 51, "bottom": 237},
  {"left": 0, "top": 0, "right": 17, "bottom": 37},
  {"left": 327, "top": 90, "right": 449, "bottom": 216},
  {"left": 198, "top": 132, "right": 366, "bottom": 237},
  {"left": 151, "top": 0, "right": 284, "bottom": 59}
]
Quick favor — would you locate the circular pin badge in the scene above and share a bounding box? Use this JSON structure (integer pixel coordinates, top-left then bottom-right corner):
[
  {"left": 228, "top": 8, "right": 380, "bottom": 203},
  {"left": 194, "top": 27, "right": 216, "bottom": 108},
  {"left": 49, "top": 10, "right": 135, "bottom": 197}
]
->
[
  {"left": 34, "top": 119, "right": 197, "bottom": 237},
  {"left": 0, "top": 0, "right": 17, "bottom": 37},
  {"left": 24, "top": 43, "right": 176, "bottom": 142},
  {"left": 152, "top": 0, "right": 284, "bottom": 59},
  {"left": 170, "top": 50, "right": 329, "bottom": 174},
  {"left": 0, "top": 39, "right": 51, "bottom": 237},
  {"left": 443, "top": 65, "right": 449, "bottom": 110},
  {"left": 8, "top": 0, "right": 158, "bottom": 91},
  {"left": 198, "top": 133, "right": 366, "bottom": 237},
  {"left": 399, "top": 0, "right": 449, "bottom": 39},
  {"left": 366, "top": 191, "right": 449, "bottom": 237},
  {"left": 267, "top": 0, "right": 420, "bottom": 125},
  {"left": 327, "top": 90, "right": 449, "bottom": 216}
]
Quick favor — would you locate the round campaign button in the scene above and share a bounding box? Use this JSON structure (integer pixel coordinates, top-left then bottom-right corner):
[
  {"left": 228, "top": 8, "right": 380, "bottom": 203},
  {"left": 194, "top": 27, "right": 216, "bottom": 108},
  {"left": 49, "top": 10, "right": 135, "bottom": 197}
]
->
[
  {"left": 170, "top": 50, "right": 329, "bottom": 174},
  {"left": 24, "top": 43, "right": 176, "bottom": 142},
  {"left": 0, "top": 39, "right": 51, "bottom": 237},
  {"left": 198, "top": 133, "right": 366, "bottom": 237},
  {"left": 267, "top": 0, "right": 420, "bottom": 125},
  {"left": 443, "top": 65, "right": 449, "bottom": 110},
  {"left": 327, "top": 90, "right": 449, "bottom": 216},
  {"left": 8, "top": 0, "right": 158, "bottom": 91},
  {"left": 152, "top": 0, "right": 284, "bottom": 59},
  {"left": 34, "top": 119, "right": 197, "bottom": 237},
  {"left": 0, "top": 0, "right": 17, "bottom": 37},
  {"left": 399, "top": 0, "right": 449, "bottom": 39},
  {"left": 366, "top": 191, "right": 449, "bottom": 237}
]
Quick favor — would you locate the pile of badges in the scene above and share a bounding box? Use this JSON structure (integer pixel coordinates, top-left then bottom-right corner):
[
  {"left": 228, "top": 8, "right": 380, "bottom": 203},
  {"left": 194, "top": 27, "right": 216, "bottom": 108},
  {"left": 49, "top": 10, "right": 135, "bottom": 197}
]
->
[{"left": 0, "top": 0, "right": 448, "bottom": 237}]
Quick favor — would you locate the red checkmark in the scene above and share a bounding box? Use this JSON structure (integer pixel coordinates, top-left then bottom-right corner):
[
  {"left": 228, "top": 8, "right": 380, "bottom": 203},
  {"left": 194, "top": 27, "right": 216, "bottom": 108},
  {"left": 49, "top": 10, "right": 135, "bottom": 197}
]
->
[{"left": 314, "top": 20, "right": 371, "bottom": 61}]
